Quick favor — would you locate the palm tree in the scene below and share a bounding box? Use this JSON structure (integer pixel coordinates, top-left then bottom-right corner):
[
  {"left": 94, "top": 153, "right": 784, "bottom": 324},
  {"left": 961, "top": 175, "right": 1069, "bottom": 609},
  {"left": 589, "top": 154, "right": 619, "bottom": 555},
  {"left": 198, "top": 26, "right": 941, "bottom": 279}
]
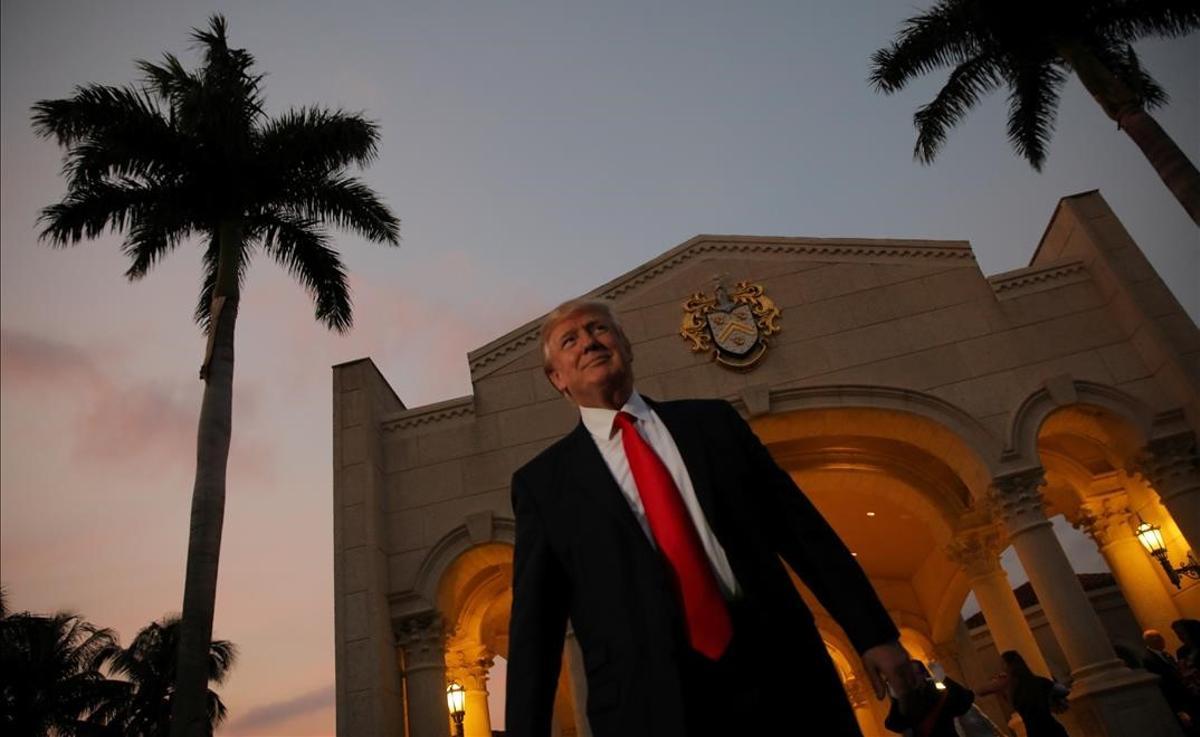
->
[
  {"left": 31, "top": 15, "right": 400, "bottom": 736},
  {"left": 106, "top": 617, "right": 235, "bottom": 737},
  {"left": 869, "top": 0, "right": 1200, "bottom": 226},
  {"left": 0, "top": 610, "right": 124, "bottom": 736}
]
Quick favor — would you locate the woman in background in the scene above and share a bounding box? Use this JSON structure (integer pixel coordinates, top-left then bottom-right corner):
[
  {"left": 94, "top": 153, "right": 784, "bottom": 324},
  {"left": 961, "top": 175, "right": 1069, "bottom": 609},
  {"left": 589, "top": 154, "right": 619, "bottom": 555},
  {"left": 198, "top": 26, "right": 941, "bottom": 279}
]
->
[{"left": 976, "top": 651, "right": 1069, "bottom": 737}]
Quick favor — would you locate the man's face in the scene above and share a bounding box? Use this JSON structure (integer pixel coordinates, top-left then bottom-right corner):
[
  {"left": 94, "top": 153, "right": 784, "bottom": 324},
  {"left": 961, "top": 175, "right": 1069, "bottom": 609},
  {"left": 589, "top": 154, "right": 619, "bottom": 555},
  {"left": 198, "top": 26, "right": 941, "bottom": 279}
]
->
[{"left": 545, "top": 309, "right": 633, "bottom": 406}]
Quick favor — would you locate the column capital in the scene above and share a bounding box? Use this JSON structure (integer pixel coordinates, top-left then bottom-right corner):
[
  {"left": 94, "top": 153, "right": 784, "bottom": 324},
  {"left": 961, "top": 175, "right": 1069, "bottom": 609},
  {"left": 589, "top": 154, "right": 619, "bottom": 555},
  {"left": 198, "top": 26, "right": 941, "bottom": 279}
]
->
[
  {"left": 396, "top": 612, "right": 446, "bottom": 670},
  {"left": 1073, "top": 495, "right": 1133, "bottom": 548},
  {"left": 988, "top": 469, "right": 1050, "bottom": 537},
  {"left": 446, "top": 643, "right": 495, "bottom": 691},
  {"left": 946, "top": 527, "right": 1005, "bottom": 578},
  {"left": 1133, "top": 433, "right": 1200, "bottom": 504}
]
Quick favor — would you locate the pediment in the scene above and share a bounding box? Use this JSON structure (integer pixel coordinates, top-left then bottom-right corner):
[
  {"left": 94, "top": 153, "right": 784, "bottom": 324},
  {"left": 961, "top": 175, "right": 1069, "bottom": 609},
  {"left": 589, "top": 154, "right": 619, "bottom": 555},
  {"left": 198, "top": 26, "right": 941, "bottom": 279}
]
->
[{"left": 468, "top": 234, "right": 974, "bottom": 381}]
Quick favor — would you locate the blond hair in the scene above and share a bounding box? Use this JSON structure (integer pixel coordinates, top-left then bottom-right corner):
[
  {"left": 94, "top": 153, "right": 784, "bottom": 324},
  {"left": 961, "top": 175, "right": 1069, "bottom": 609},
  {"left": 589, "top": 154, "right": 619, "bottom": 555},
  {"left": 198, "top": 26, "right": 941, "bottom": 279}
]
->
[{"left": 539, "top": 299, "right": 626, "bottom": 371}]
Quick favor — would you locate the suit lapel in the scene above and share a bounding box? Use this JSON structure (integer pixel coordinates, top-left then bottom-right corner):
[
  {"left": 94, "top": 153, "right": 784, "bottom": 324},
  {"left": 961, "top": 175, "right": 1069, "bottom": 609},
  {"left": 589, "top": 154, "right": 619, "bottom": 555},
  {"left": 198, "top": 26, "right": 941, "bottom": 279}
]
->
[
  {"left": 645, "top": 398, "right": 725, "bottom": 538},
  {"left": 566, "top": 423, "right": 653, "bottom": 549}
]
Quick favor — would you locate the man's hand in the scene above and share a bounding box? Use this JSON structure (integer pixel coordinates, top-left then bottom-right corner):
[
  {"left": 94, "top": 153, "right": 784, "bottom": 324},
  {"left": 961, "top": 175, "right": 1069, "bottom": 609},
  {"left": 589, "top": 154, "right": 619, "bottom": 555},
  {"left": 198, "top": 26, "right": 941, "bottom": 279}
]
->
[{"left": 861, "top": 641, "right": 916, "bottom": 701}]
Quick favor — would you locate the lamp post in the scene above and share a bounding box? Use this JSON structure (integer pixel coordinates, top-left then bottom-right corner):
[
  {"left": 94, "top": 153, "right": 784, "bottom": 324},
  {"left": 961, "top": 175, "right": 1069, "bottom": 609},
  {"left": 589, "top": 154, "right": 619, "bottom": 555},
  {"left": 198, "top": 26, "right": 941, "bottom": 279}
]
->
[
  {"left": 1134, "top": 515, "right": 1200, "bottom": 588},
  {"left": 446, "top": 681, "right": 466, "bottom": 737}
]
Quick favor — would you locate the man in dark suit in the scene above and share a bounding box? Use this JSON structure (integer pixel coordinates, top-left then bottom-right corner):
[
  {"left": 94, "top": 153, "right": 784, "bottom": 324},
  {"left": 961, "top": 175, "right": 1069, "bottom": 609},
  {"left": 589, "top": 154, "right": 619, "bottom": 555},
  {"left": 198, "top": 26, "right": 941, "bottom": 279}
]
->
[
  {"left": 506, "top": 300, "right": 914, "bottom": 737},
  {"left": 1144, "top": 629, "right": 1199, "bottom": 734}
]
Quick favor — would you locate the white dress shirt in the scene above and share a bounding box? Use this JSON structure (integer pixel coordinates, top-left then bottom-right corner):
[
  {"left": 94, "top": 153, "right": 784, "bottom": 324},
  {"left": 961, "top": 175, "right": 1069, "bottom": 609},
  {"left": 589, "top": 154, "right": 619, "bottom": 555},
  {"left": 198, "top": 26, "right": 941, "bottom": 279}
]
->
[{"left": 578, "top": 391, "right": 741, "bottom": 598}]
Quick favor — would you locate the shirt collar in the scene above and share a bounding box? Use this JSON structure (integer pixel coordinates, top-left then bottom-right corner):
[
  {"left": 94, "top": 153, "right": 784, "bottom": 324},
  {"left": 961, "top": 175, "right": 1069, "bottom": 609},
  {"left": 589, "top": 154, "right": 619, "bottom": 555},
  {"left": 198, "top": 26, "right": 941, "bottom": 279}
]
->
[{"left": 579, "top": 390, "right": 651, "bottom": 440}]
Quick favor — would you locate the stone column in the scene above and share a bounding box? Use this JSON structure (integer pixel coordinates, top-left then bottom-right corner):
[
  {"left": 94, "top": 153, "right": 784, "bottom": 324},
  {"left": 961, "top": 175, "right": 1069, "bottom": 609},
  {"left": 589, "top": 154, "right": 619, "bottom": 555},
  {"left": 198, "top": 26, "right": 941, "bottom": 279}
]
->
[
  {"left": 446, "top": 644, "right": 494, "bottom": 737},
  {"left": 399, "top": 614, "right": 450, "bottom": 737},
  {"left": 990, "top": 469, "right": 1182, "bottom": 737},
  {"left": 1077, "top": 495, "right": 1181, "bottom": 643},
  {"left": 1135, "top": 434, "right": 1200, "bottom": 558},
  {"left": 564, "top": 630, "right": 593, "bottom": 737},
  {"left": 946, "top": 527, "right": 1051, "bottom": 676}
]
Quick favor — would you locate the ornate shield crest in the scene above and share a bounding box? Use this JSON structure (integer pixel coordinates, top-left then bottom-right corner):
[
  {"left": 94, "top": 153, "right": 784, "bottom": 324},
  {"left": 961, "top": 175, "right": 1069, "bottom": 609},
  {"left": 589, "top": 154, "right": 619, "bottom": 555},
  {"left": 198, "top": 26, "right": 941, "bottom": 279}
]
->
[{"left": 680, "top": 278, "right": 781, "bottom": 370}]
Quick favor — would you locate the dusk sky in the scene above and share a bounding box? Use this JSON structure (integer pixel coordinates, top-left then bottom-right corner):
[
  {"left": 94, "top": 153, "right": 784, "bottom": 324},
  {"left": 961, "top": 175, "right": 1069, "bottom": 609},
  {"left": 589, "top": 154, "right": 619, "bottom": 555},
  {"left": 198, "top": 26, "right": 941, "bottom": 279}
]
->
[{"left": 1, "top": 1, "right": 1197, "bottom": 735}]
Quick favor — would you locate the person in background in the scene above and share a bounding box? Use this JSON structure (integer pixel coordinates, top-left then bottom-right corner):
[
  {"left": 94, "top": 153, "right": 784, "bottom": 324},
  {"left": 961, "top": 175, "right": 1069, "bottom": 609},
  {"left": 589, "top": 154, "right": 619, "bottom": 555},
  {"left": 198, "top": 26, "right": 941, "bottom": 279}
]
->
[
  {"left": 1176, "top": 620, "right": 1200, "bottom": 701},
  {"left": 976, "top": 651, "right": 1069, "bottom": 737},
  {"left": 883, "top": 661, "right": 973, "bottom": 737},
  {"left": 1143, "top": 628, "right": 1198, "bottom": 735}
]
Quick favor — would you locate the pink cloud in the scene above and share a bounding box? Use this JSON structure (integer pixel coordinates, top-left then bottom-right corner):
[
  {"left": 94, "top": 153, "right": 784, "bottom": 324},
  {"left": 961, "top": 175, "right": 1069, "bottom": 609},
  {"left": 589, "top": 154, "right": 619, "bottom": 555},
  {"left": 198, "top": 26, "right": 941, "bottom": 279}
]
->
[
  {"left": 0, "top": 328, "right": 271, "bottom": 481},
  {"left": 224, "top": 683, "right": 335, "bottom": 736}
]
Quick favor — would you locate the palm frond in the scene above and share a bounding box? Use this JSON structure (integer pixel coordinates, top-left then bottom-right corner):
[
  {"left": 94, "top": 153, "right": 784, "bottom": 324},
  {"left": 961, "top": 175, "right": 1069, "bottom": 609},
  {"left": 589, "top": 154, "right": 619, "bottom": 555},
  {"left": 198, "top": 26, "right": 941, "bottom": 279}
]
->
[
  {"left": 32, "top": 84, "right": 161, "bottom": 148},
  {"left": 869, "top": 0, "right": 984, "bottom": 93},
  {"left": 254, "top": 212, "right": 354, "bottom": 331},
  {"left": 121, "top": 209, "right": 197, "bottom": 280},
  {"left": 258, "top": 107, "right": 381, "bottom": 177},
  {"left": 63, "top": 133, "right": 187, "bottom": 189},
  {"left": 912, "top": 53, "right": 1003, "bottom": 163},
  {"left": 136, "top": 53, "right": 202, "bottom": 106},
  {"left": 208, "top": 689, "right": 229, "bottom": 726},
  {"left": 207, "top": 638, "right": 237, "bottom": 685},
  {"left": 194, "top": 233, "right": 220, "bottom": 330},
  {"left": 37, "top": 179, "right": 160, "bottom": 246},
  {"left": 191, "top": 14, "right": 232, "bottom": 63},
  {"left": 285, "top": 174, "right": 400, "bottom": 245},
  {"left": 102, "top": 615, "right": 234, "bottom": 736},
  {"left": 1091, "top": 0, "right": 1200, "bottom": 41},
  {"left": 1004, "top": 60, "right": 1068, "bottom": 170},
  {"left": 192, "top": 230, "right": 252, "bottom": 329},
  {"left": 1091, "top": 41, "right": 1169, "bottom": 109},
  {"left": 189, "top": 14, "right": 265, "bottom": 126}
]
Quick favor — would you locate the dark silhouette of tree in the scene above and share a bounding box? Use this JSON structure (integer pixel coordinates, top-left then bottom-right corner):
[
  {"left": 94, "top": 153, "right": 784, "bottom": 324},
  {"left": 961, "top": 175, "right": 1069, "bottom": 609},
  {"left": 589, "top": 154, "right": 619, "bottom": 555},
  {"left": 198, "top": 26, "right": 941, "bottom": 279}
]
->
[
  {"left": 106, "top": 616, "right": 235, "bottom": 737},
  {"left": 0, "top": 609, "right": 124, "bottom": 736},
  {"left": 31, "top": 15, "right": 400, "bottom": 736},
  {"left": 869, "top": 0, "right": 1200, "bottom": 226}
]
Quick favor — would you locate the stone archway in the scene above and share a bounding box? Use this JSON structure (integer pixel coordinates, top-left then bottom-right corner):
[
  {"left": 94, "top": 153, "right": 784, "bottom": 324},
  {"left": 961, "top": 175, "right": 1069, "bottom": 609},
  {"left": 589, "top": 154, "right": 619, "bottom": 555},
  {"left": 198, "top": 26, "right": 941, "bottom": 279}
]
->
[
  {"left": 437, "top": 541, "right": 512, "bottom": 737},
  {"left": 1035, "top": 402, "right": 1200, "bottom": 645},
  {"left": 394, "top": 516, "right": 520, "bottom": 737},
  {"left": 752, "top": 400, "right": 991, "bottom": 737}
]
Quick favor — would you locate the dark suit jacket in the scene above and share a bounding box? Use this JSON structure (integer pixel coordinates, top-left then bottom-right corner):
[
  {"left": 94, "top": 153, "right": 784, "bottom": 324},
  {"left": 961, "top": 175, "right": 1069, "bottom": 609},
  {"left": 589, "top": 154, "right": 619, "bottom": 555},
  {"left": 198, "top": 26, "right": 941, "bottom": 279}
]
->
[
  {"left": 505, "top": 398, "right": 898, "bottom": 737},
  {"left": 1144, "top": 648, "right": 1195, "bottom": 716}
]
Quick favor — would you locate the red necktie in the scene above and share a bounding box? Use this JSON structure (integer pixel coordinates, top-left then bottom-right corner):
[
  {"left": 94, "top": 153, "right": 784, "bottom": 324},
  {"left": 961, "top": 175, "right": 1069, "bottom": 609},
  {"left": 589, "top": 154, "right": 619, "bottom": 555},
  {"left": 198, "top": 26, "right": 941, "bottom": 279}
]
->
[{"left": 613, "top": 411, "right": 732, "bottom": 660}]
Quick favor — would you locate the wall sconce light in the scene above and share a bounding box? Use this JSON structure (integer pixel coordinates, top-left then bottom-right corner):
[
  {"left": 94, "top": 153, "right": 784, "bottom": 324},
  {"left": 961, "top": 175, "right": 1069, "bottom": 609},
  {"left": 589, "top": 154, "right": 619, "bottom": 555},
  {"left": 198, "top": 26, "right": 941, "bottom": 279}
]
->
[
  {"left": 1135, "top": 515, "right": 1200, "bottom": 588},
  {"left": 446, "top": 681, "right": 466, "bottom": 737}
]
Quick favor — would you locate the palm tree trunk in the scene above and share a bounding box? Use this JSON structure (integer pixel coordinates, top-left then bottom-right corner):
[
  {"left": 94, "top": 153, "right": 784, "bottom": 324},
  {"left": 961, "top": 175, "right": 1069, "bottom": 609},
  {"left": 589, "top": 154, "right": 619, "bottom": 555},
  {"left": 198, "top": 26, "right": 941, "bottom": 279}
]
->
[
  {"left": 1061, "top": 42, "right": 1200, "bottom": 228},
  {"left": 169, "top": 221, "right": 241, "bottom": 737},
  {"left": 1117, "top": 110, "right": 1200, "bottom": 227}
]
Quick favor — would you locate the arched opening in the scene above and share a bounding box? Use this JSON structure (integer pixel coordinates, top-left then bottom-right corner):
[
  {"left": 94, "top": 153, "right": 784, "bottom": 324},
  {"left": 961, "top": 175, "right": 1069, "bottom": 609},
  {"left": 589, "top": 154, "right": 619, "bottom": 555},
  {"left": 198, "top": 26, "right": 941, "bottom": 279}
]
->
[
  {"left": 435, "top": 542, "right": 514, "bottom": 737},
  {"left": 752, "top": 403, "right": 990, "bottom": 737},
  {"left": 1035, "top": 403, "right": 1197, "bottom": 645}
]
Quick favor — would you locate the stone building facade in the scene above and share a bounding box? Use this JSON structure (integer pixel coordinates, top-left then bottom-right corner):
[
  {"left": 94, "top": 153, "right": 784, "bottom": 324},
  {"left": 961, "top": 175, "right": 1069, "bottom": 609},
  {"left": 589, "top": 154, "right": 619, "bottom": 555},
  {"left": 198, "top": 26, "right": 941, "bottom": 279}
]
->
[{"left": 333, "top": 191, "right": 1200, "bottom": 737}]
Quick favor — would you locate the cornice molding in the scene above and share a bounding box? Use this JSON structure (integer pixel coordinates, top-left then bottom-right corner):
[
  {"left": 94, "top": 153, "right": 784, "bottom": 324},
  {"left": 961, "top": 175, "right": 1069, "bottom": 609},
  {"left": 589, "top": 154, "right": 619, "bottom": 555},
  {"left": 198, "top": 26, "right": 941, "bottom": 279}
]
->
[
  {"left": 381, "top": 395, "right": 475, "bottom": 435},
  {"left": 467, "top": 235, "right": 975, "bottom": 379},
  {"left": 988, "top": 259, "right": 1088, "bottom": 299}
]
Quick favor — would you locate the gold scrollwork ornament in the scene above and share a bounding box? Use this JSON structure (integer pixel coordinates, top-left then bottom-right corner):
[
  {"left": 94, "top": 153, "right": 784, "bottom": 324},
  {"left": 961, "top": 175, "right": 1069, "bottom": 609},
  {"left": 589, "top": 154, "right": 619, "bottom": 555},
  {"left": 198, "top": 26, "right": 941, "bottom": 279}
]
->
[{"left": 679, "top": 279, "right": 781, "bottom": 370}]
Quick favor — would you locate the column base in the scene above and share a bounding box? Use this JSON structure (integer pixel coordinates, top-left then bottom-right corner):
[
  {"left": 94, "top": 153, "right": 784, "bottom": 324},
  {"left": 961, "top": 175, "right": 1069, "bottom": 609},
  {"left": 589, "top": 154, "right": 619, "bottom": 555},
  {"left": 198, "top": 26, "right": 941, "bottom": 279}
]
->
[{"left": 1068, "top": 664, "right": 1184, "bottom": 737}]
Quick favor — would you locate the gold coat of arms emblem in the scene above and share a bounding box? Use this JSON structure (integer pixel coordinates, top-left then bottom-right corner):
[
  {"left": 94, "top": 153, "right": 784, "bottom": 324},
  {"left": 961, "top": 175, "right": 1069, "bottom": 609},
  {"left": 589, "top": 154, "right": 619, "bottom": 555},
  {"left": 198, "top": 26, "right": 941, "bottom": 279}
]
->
[{"left": 680, "top": 279, "right": 781, "bottom": 370}]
